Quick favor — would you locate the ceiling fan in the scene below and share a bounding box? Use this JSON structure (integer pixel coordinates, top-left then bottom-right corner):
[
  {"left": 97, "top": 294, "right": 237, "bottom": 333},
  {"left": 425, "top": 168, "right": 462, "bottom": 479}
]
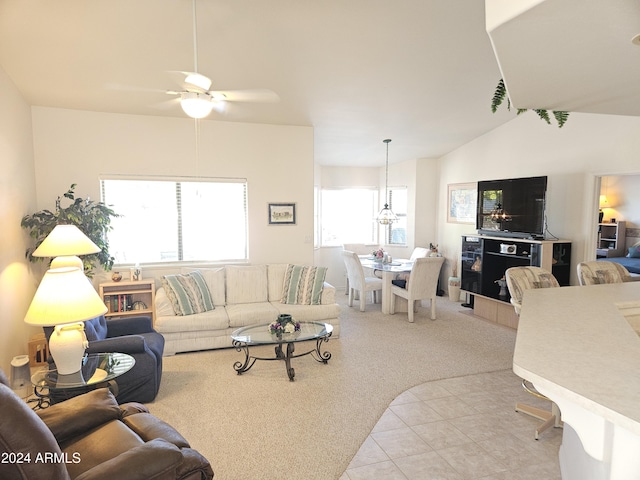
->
[{"left": 167, "top": 0, "right": 279, "bottom": 119}]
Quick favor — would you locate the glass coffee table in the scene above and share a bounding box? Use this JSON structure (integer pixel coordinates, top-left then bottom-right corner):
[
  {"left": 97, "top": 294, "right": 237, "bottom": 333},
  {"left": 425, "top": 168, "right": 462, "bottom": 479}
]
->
[
  {"left": 231, "top": 321, "right": 333, "bottom": 381},
  {"left": 30, "top": 352, "right": 135, "bottom": 408}
]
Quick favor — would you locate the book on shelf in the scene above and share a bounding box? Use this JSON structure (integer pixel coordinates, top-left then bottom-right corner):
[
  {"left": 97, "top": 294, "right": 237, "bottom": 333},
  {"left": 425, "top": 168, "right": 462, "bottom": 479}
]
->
[{"left": 104, "top": 294, "right": 134, "bottom": 313}]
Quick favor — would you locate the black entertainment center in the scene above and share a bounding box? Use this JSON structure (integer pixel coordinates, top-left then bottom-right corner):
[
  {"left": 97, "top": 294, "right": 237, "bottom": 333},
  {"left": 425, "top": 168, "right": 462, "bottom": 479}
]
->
[{"left": 460, "top": 175, "right": 571, "bottom": 328}]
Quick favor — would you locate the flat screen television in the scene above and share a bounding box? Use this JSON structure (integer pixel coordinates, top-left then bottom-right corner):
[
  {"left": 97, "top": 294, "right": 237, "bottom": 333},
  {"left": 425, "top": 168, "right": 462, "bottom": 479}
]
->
[{"left": 476, "top": 176, "right": 547, "bottom": 239}]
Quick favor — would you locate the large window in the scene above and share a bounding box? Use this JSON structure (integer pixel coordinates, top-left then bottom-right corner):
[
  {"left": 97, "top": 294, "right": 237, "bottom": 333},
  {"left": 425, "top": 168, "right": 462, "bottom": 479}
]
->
[
  {"left": 387, "top": 187, "right": 407, "bottom": 245},
  {"left": 101, "top": 177, "right": 247, "bottom": 264},
  {"left": 320, "top": 188, "right": 378, "bottom": 246}
]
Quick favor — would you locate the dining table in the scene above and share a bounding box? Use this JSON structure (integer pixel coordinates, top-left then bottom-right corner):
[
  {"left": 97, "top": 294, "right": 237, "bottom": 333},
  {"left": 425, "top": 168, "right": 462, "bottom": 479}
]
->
[{"left": 359, "top": 257, "right": 414, "bottom": 314}]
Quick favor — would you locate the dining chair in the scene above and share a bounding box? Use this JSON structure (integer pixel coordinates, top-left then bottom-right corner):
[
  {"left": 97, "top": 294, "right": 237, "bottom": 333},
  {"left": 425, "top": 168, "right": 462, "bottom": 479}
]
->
[
  {"left": 342, "top": 243, "right": 379, "bottom": 255},
  {"left": 391, "top": 246, "right": 431, "bottom": 283},
  {"left": 342, "top": 244, "right": 379, "bottom": 293},
  {"left": 389, "top": 256, "right": 444, "bottom": 322},
  {"left": 342, "top": 250, "right": 383, "bottom": 312},
  {"left": 577, "top": 260, "right": 632, "bottom": 285},
  {"left": 409, "top": 247, "right": 430, "bottom": 261},
  {"left": 505, "top": 266, "right": 562, "bottom": 439}
]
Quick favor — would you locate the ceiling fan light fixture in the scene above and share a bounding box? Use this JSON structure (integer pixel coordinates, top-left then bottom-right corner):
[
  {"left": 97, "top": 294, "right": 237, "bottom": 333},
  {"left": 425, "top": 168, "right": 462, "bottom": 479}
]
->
[
  {"left": 209, "top": 92, "right": 227, "bottom": 102},
  {"left": 184, "top": 72, "right": 212, "bottom": 91},
  {"left": 180, "top": 91, "right": 213, "bottom": 119}
]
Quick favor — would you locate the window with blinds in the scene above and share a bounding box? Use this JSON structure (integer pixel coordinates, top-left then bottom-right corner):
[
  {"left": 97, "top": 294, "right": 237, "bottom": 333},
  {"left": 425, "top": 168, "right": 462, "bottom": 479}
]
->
[
  {"left": 101, "top": 177, "right": 248, "bottom": 264},
  {"left": 319, "top": 188, "right": 378, "bottom": 246},
  {"left": 387, "top": 187, "right": 407, "bottom": 245}
]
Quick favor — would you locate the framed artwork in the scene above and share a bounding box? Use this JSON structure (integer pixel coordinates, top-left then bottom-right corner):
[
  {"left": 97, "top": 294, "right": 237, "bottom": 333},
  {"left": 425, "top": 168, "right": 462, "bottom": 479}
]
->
[
  {"left": 447, "top": 183, "right": 477, "bottom": 224},
  {"left": 268, "top": 203, "right": 296, "bottom": 225}
]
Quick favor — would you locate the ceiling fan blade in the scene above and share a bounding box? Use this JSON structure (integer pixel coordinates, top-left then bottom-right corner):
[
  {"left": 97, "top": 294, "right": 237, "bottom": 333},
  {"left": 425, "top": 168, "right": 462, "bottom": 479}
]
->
[
  {"left": 210, "top": 101, "right": 228, "bottom": 115},
  {"left": 184, "top": 72, "right": 212, "bottom": 91},
  {"left": 152, "top": 97, "right": 181, "bottom": 111},
  {"left": 209, "top": 89, "right": 280, "bottom": 103},
  {"left": 166, "top": 71, "right": 211, "bottom": 92}
]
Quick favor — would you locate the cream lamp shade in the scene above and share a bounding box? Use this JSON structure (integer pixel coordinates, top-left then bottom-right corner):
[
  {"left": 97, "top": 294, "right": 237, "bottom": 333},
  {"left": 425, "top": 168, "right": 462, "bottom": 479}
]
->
[
  {"left": 599, "top": 195, "right": 616, "bottom": 209},
  {"left": 24, "top": 266, "right": 107, "bottom": 374},
  {"left": 32, "top": 224, "right": 100, "bottom": 269}
]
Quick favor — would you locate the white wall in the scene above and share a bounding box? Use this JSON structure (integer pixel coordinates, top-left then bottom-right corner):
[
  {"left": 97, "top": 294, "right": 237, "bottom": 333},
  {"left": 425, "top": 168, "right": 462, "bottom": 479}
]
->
[
  {"left": 414, "top": 157, "right": 440, "bottom": 251},
  {"left": 30, "top": 107, "right": 316, "bottom": 277},
  {"left": 0, "top": 66, "right": 41, "bottom": 374},
  {"left": 437, "top": 112, "right": 640, "bottom": 285}
]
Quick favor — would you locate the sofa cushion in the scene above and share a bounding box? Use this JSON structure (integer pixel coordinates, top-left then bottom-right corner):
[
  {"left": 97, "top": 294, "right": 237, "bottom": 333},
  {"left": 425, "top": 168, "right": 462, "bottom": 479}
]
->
[
  {"left": 281, "top": 264, "right": 327, "bottom": 305},
  {"left": 155, "top": 308, "right": 230, "bottom": 333},
  {"left": 181, "top": 267, "right": 226, "bottom": 305},
  {"left": 320, "top": 282, "right": 336, "bottom": 305},
  {"left": 155, "top": 287, "right": 177, "bottom": 317},
  {"left": 162, "top": 271, "right": 214, "bottom": 316},
  {"left": 226, "top": 302, "right": 279, "bottom": 327},
  {"left": 226, "top": 265, "right": 268, "bottom": 304},
  {"left": 267, "top": 264, "right": 288, "bottom": 302}
]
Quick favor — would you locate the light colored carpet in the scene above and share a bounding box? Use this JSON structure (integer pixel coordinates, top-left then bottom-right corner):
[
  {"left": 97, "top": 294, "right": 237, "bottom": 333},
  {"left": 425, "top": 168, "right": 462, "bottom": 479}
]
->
[{"left": 147, "top": 295, "right": 516, "bottom": 480}]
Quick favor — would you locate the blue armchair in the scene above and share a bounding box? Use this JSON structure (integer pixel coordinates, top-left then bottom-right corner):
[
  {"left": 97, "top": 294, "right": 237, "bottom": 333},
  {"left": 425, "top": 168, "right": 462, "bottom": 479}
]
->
[{"left": 45, "top": 315, "right": 164, "bottom": 404}]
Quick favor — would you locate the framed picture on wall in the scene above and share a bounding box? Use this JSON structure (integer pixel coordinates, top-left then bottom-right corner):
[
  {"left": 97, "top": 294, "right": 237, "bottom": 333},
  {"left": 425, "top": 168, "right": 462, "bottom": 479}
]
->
[
  {"left": 268, "top": 203, "right": 296, "bottom": 225},
  {"left": 447, "top": 183, "right": 477, "bottom": 224}
]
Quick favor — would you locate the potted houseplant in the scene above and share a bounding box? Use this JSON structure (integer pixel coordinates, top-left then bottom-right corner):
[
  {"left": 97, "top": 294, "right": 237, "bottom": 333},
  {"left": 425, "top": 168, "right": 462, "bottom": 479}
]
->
[
  {"left": 448, "top": 256, "right": 461, "bottom": 302},
  {"left": 21, "top": 183, "right": 119, "bottom": 277},
  {"left": 491, "top": 78, "right": 569, "bottom": 128}
]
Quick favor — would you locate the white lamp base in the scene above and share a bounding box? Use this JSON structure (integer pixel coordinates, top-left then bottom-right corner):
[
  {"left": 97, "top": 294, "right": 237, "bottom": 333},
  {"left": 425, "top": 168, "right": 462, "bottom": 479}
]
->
[{"left": 48, "top": 322, "right": 89, "bottom": 375}]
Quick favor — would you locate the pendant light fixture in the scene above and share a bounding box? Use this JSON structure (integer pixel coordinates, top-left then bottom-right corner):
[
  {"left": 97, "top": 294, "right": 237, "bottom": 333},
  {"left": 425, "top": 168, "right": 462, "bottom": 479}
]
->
[
  {"left": 377, "top": 138, "right": 398, "bottom": 225},
  {"left": 490, "top": 191, "right": 510, "bottom": 225}
]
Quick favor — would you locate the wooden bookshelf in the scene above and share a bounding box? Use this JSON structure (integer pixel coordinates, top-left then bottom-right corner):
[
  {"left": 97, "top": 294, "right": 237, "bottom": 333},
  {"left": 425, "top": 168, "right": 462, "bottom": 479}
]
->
[{"left": 98, "top": 279, "right": 155, "bottom": 322}]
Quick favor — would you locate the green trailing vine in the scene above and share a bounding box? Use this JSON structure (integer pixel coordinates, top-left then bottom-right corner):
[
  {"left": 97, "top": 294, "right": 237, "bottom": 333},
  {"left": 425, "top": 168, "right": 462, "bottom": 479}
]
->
[
  {"left": 21, "top": 183, "right": 120, "bottom": 277},
  {"left": 491, "top": 78, "right": 569, "bottom": 128}
]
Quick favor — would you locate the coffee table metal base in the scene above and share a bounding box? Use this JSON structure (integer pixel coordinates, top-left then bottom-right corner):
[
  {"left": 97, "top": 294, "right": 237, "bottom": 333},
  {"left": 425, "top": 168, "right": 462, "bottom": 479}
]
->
[{"left": 232, "top": 334, "right": 332, "bottom": 381}]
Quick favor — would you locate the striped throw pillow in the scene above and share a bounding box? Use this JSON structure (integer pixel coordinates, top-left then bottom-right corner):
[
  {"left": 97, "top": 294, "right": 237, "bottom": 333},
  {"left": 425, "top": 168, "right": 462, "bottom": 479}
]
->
[
  {"left": 162, "top": 271, "right": 215, "bottom": 316},
  {"left": 281, "top": 264, "right": 327, "bottom": 305}
]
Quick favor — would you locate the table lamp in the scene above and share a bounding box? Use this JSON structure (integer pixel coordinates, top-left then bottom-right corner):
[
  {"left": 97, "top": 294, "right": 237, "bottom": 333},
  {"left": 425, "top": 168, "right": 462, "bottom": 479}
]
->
[
  {"left": 24, "top": 266, "right": 108, "bottom": 375},
  {"left": 32, "top": 224, "right": 100, "bottom": 270}
]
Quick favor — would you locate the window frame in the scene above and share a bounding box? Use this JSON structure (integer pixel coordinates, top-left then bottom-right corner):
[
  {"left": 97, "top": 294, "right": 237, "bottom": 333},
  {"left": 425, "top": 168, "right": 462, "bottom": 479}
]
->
[
  {"left": 100, "top": 175, "right": 248, "bottom": 266},
  {"left": 386, "top": 186, "right": 408, "bottom": 246},
  {"left": 318, "top": 187, "right": 379, "bottom": 247}
]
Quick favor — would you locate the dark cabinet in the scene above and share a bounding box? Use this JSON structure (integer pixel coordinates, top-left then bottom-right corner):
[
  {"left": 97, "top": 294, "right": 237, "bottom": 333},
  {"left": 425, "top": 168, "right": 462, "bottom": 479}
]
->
[{"left": 461, "top": 235, "right": 571, "bottom": 304}]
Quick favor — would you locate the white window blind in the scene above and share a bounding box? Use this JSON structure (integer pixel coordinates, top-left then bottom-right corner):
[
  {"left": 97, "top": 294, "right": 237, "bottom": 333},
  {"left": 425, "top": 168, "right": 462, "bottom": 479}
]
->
[
  {"left": 387, "top": 187, "right": 408, "bottom": 245},
  {"left": 320, "top": 188, "right": 378, "bottom": 246},
  {"left": 101, "top": 177, "right": 247, "bottom": 264}
]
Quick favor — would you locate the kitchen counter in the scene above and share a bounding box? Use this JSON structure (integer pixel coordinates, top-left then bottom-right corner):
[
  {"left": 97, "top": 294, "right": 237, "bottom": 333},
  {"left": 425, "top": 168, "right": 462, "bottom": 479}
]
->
[{"left": 514, "top": 282, "right": 640, "bottom": 480}]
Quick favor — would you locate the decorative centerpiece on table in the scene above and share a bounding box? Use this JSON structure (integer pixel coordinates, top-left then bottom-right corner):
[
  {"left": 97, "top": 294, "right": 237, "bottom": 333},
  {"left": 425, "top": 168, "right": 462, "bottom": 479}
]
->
[
  {"left": 373, "top": 248, "right": 391, "bottom": 263},
  {"left": 269, "top": 314, "right": 301, "bottom": 338}
]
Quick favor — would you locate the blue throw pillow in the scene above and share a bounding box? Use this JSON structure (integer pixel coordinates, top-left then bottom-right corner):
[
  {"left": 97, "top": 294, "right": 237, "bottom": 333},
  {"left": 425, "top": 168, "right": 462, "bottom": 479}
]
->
[{"left": 628, "top": 245, "right": 640, "bottom": 258}]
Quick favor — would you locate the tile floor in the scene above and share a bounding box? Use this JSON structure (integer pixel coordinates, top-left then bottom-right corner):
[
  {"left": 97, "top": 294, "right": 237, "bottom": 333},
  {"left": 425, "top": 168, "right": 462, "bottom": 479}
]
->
[{"left": 340, "top": 369, "right": 563, "bottom": 480}]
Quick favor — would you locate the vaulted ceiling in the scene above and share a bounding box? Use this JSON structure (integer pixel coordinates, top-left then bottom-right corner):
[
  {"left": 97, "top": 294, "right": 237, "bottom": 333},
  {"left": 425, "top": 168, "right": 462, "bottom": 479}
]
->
[{"left": 1, "top": 1, "right": 637, "bottom": 167}]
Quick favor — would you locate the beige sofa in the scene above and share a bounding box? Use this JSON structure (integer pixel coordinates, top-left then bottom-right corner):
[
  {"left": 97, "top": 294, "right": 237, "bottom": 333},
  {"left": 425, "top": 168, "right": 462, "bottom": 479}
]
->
[{"left": 154, "top": 264, "right": 341, "bottom": 356}]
